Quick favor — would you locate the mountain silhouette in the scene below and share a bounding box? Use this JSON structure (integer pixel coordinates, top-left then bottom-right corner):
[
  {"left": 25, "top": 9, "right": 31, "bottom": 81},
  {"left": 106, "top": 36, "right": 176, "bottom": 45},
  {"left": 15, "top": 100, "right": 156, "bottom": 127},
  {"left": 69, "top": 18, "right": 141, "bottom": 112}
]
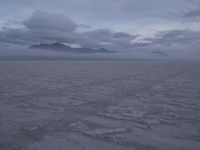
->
[{"left": 29, "top": 42, "right": 117, "bottom": 53}]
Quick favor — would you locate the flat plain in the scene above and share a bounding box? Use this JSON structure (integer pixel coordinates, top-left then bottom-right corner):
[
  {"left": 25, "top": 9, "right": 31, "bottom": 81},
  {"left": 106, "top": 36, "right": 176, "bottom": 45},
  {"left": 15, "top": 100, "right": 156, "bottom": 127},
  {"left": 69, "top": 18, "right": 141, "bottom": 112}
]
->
[{"left": 0, "top": 60, "right": 200, "bottom": 150}]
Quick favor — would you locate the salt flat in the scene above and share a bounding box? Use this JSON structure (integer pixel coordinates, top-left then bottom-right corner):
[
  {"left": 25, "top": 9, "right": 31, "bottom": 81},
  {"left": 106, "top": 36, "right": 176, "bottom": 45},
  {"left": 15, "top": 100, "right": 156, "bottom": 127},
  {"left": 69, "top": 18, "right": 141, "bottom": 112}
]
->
[{"left": 0, "top": 60, "right": 200, "bottom": 150}]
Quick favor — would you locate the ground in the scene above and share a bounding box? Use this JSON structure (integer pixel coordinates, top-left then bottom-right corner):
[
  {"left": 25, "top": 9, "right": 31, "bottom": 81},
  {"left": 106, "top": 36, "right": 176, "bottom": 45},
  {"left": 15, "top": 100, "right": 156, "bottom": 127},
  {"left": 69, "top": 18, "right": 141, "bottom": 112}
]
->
[{"left": 0, "top": 60, "right": 200, "bottom": 150}]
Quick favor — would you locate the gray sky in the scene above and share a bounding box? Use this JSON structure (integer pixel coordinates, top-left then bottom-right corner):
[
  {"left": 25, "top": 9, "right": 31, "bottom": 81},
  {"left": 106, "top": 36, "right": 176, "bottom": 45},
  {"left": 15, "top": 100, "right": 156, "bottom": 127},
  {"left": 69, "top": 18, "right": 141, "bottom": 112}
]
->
[{"left": 0, "top": 0, "right": 200, "bottom": 58}]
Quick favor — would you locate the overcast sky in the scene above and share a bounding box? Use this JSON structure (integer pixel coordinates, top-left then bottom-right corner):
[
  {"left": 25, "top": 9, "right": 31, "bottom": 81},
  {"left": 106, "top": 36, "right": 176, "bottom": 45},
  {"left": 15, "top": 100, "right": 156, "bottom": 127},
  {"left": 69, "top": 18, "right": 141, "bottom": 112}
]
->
[{"left": 0, "top": 0, "right": 200, "bottom": 58}]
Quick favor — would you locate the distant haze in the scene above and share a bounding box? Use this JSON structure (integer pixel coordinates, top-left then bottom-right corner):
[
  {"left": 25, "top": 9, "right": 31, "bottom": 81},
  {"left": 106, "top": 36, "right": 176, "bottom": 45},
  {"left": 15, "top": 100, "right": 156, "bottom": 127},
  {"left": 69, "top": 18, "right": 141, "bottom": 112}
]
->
[{"left": 0, "top": 0, "right": 200, "bottom": 59}]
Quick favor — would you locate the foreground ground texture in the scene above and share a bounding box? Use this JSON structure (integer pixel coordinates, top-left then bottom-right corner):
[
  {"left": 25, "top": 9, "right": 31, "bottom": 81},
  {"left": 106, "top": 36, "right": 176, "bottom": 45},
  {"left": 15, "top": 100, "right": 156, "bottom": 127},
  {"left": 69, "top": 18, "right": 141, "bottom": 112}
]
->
[{"left": 0, "top": 60, "right": 200, "bottom": 150}]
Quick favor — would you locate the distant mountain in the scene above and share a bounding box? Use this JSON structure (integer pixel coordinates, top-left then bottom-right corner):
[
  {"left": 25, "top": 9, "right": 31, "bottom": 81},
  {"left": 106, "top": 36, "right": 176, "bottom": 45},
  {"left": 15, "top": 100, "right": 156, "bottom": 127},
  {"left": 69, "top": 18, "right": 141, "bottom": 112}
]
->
[
  {"left": 29, "top": 42, "right": 116, "bottom": 53},
  {"left": 151, "top": 51, "right": 169, "bottom": 57}
]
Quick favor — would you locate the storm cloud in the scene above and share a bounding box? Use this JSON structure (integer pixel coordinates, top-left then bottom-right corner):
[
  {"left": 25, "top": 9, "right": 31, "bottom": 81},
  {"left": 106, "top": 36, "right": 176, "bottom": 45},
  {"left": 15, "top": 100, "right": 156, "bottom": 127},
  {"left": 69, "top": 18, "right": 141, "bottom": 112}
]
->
[
  {"left": 24, "top": 11, "right": 77, "bottom": 32},
  {"left": 0, "top": 10, "right": 140, "bottom": 51},
  {"left": 0, "top": 0, "right": 200, "bottom": 58}
]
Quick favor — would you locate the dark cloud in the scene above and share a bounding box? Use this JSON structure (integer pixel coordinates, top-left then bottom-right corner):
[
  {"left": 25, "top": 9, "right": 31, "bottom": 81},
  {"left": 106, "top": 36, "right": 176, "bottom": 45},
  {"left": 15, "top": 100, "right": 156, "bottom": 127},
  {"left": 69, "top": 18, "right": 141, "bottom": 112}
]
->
[
  {"left": 0, "top": 11, "right": 79, "bottom": 46},
  {"left": 0, "top": 0, "right": 200, "bottom": 58},
  {"left": 0, "top": 7, "right": 200, "bottom": 58},
  {"left": 146, "top": 30, "right": 200, "bottom": 47},
  {"left": 0, "top": 28, "right": 33, "bottom": 45},
  {"left": 184, "top": 9, "right": 200, "bottom": 18},
  {"left": 113, "top": 32, "right": 136, "bottom": 39},
  {"left": 183, "top": 0, "right": 200, "bottom": 20},
  {"left": 82, "top": 29, "right": 113, "bottom": 43},
  {"left": 183, "top": 8, "right": 200, "bottom": 22},
  {"left": 24, "top": 10, "right": 77, "bottom": 32},
  {"left": 78, "top": 29, "right": 140, "bottom": 50},
  {"left": 0, "top": 10, "right": 140, "bottom": 51},
  {"left": 22, "top": 10, "right": 79, "bottom": 43}
]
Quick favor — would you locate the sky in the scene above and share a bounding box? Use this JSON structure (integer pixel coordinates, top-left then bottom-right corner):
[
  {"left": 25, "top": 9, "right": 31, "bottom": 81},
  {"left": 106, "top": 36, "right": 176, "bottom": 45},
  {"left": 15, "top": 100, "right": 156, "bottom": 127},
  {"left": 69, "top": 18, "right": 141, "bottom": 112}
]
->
[{"left": 0, "top": 0, "right": 200, "bottom": 58}]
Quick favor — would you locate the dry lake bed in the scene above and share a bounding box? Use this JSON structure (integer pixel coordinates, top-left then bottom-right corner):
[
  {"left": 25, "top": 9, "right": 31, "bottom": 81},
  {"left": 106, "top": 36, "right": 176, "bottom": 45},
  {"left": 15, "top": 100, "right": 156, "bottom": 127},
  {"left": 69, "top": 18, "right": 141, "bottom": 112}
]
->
[{"left": 0, "top": 59, "right": 200, "bottom": 150}]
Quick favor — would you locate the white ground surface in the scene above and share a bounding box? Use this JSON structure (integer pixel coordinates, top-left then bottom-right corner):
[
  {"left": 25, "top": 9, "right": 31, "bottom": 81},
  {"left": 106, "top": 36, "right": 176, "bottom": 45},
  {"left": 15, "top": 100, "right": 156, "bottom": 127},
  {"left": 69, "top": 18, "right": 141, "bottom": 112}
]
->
[{"left": 0, "top": 60, "right": 200, "bottom": 150}]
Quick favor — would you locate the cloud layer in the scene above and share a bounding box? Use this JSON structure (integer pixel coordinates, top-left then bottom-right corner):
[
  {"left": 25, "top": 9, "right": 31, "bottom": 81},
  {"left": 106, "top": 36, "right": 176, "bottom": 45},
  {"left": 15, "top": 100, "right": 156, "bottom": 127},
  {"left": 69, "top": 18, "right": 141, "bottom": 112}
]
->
[
  {"left": 0, "top": 0, "right": 200, "bottom": 58},
  {"left": 0, "top": 10, "right": 141, "bottom": 51}
]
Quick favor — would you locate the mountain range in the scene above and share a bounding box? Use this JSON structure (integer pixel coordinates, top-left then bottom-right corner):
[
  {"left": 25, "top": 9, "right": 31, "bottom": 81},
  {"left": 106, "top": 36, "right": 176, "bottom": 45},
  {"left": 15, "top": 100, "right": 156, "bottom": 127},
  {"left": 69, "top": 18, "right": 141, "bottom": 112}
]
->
[{"left": 29, "top": 42, "right": 117, "bottom": 54}]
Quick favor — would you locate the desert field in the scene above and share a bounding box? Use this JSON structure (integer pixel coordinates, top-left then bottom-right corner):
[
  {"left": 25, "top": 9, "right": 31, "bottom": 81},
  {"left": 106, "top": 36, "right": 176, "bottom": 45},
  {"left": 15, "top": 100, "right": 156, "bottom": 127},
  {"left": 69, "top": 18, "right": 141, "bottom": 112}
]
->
[{"left": 0, "top": 60, "right": 200, "bottom": 150}]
